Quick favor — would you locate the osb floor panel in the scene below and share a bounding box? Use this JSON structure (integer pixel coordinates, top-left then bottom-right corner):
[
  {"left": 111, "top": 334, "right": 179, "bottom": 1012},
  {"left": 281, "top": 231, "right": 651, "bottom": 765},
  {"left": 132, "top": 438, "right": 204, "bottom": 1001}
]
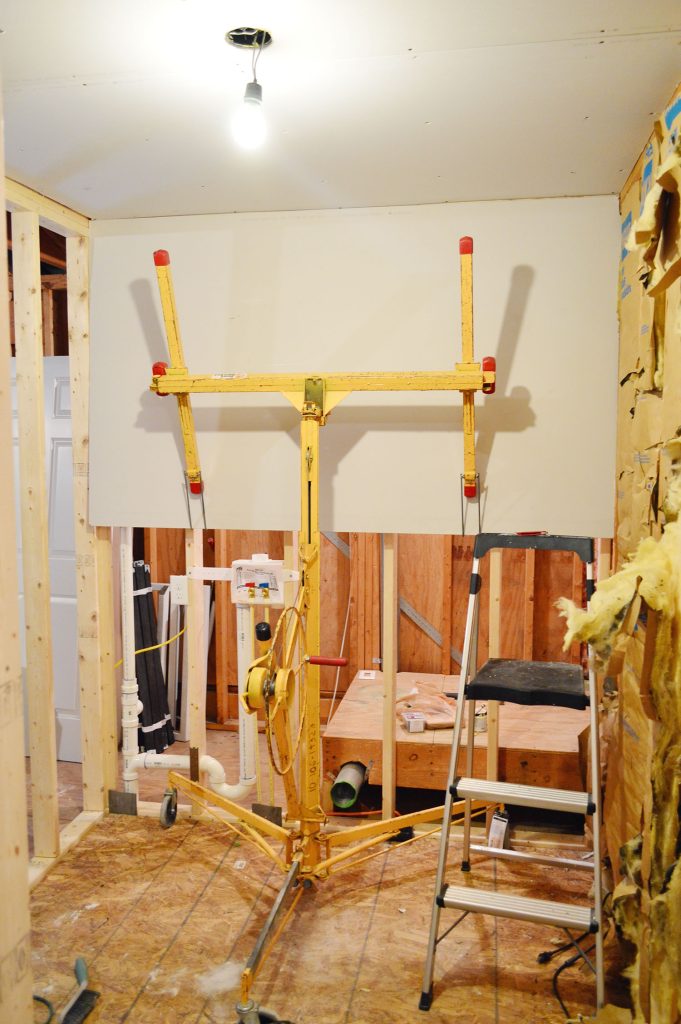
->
[{"left": 30, "top": 815, "right": 609, "bottom": 1024}]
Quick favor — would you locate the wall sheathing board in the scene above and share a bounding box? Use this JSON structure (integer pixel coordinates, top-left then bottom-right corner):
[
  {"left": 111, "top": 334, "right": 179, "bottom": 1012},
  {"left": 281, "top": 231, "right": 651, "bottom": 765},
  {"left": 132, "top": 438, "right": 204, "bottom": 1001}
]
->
[{"left": 610, "top": 81, "right": 681, "bottom": 1023}]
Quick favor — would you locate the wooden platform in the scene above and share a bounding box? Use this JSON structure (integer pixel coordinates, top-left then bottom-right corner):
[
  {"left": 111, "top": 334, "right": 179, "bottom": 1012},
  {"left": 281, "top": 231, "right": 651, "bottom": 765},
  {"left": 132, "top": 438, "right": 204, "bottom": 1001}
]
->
[{"left": 323, "top": 671, "right": 589, "bottom": 792}]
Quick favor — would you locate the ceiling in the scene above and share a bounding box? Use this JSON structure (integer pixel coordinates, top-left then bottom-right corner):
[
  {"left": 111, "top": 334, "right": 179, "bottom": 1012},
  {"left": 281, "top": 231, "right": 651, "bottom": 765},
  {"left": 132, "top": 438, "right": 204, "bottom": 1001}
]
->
[{"left": 2, "top": 1, "right": 681, "bottom": 220}]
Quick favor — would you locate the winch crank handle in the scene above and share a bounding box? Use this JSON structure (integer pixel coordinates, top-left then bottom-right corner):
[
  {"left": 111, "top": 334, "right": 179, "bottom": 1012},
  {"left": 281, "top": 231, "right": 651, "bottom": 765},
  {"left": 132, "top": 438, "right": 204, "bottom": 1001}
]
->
[{"left": 306, "top": 656, "right": 349, "bottom": 667}]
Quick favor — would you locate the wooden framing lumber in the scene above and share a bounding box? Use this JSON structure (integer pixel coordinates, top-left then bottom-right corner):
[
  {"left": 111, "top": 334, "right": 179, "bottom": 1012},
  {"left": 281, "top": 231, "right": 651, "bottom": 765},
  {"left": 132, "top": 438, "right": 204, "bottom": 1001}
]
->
[
  {"left": 41, "top": 288, "right": 54, "bottom": 355},
  {"left": 213, "top": 529, "right": 230, "bottom": 722},
  {"left": 597, "top": 538, "right": 611, "bottom": 582},
  {"left": 96, "top": 527, "right": 119, "bottom": 794},
  {"left": 381, "top": 535, "right": 398, "bottom": 819},
  {"left": 440, "top": 536, "right": 454, "bottom": 673},
  {"left": 350, "top": 533, "right": 380, "bottom": 671},
  {"left": 522, "top": 549, "right": 536, "bottom": 660},
  {"left": 570, "top": 550, "right": 584, "bottom": 662},
  {"left": 0, "top": 121, "right": 34, "bottom": 1024},
  {"left": 67, "top": 235, "right": 112, "bottom": 812},
  {"left": 11, "top": 208, "right": 60, "bottom": 860},
  {"left": 27, "top": 811, "right": 102, "bottom": 890},
  {"left": 5, "top": 177, "right": 89, "bottom": 237}
]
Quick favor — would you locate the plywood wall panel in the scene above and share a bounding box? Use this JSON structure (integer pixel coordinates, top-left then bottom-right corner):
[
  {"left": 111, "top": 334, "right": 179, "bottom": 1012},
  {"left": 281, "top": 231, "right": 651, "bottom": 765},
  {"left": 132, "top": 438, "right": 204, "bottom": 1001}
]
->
[
  {"left": 398, "top": 534, "right": 445, "bottom": 674},
  {"left": 532, "top": 549, "right": 580, "bottom": 662}
]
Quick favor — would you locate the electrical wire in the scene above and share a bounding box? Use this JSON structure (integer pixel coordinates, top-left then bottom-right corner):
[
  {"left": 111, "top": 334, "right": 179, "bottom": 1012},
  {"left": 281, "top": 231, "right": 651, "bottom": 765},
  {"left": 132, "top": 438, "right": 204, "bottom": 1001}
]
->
[
  {"left": 252, "top": 32, "right": 264, "bottom": 81},
  {"left": 113, "top": 627, "right": 185, "bottom": 669},
  {"left": 537, "top": 931, "right": 589, "bottom": 965},
  {"left": 547, "top": 915, "right": 610, "bottom": 1019},
  {"left": 551, "top": 944, "right": 595, "bottom": 1018}
]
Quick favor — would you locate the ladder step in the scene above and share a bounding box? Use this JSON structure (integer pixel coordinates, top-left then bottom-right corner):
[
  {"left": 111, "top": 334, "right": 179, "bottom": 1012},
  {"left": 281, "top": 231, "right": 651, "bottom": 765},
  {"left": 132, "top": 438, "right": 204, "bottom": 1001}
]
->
[
  {"left": 438, "top": 885, "right": 596, "bottom": 931},
  {"left": 454, "top": 777, "right": 594, "bottom": 815}
]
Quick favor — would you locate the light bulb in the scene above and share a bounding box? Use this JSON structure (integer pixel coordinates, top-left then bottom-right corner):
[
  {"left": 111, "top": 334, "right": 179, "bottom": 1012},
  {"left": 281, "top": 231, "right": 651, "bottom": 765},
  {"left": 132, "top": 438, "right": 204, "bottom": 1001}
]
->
[{"left": 232, "top": 80, "right": 266, "bottom": 150}]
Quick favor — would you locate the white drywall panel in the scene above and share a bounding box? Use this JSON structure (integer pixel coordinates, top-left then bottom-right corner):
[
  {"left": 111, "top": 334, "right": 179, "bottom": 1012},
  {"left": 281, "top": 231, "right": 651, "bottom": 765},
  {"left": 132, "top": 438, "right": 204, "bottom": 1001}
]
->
[{"left": 89, "top": 197, "right": 619, "bottom": 535}]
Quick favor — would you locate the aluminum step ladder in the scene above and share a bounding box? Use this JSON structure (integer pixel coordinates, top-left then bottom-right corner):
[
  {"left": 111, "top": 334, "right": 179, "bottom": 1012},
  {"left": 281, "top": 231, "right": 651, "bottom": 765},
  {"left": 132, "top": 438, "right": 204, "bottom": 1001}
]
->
[{"left": 419, "top": 533, "right": 604, "bottom": 1012}]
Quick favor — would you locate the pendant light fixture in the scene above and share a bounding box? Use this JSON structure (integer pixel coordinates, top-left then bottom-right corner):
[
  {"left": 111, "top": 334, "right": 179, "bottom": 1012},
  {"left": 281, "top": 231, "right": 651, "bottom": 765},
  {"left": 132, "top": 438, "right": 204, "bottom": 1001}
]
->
[{"left": 226, "top": 27, "right": 272, "bottom": 151}]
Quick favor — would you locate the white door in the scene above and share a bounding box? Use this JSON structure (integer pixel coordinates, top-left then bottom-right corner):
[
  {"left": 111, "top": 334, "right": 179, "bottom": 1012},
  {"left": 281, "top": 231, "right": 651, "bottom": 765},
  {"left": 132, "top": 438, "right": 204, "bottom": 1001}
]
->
[{"left": 12, "top": 356, "right": 80, "bottom": 761}]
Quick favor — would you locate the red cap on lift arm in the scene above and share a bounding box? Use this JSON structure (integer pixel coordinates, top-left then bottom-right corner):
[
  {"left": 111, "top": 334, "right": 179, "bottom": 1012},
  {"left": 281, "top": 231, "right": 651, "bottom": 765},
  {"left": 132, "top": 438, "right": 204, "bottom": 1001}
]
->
[
  {"left": 463, "top": 483, "right": 477, "bottom": 499},
  {"left": 152, "top": 361, "right": 169, "bottom": 396},
  {"left": 153, "top": 249, "right": 170, "bottom": 266},
  {"left": 189, "top": 480, "right": 203, "bottom": 495},
  {"left": 482, "top": 355, "right": 496, "bottom": 395},
  {"left": 459, "top": 236, "right": 473, "bottom": 255}
]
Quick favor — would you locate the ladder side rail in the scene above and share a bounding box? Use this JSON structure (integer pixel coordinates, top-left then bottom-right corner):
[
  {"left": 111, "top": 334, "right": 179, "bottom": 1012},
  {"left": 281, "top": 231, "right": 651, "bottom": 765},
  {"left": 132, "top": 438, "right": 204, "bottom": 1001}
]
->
[
  {"left": 420, "top": 555, "right": 481, "bottom": 1009},
  {"left": 461, "top": 576, "right": 481, "bottom": 868},
  {"left": 461, "top": 698, "right": 477, "bottom": 870}
]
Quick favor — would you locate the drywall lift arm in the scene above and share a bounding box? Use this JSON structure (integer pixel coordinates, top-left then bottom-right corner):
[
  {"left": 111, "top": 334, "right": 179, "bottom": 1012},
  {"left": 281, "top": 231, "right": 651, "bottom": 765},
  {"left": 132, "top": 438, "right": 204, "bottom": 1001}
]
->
[{"left": 152, "top": 249, "right": 204, "bottom": 507}]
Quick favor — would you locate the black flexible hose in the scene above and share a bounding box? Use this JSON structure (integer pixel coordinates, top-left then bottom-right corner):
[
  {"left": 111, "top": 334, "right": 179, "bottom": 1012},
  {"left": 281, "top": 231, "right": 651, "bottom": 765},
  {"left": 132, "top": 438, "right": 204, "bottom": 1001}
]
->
[{"left": 552, "top": 944, "right": 595, "bottom": 1018}]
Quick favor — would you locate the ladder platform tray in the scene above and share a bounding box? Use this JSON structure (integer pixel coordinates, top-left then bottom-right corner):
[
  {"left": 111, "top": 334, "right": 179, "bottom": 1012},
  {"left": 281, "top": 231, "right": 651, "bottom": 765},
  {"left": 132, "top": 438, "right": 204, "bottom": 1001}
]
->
[
  {"left": 452, "top": 776, "right": 594, "bottom": 815},
  {"left": 466, "top": 659, "right": 589, "bottom": 710},
  {"left": 437, "top": 885, "right": 597, "bottom": 932}
]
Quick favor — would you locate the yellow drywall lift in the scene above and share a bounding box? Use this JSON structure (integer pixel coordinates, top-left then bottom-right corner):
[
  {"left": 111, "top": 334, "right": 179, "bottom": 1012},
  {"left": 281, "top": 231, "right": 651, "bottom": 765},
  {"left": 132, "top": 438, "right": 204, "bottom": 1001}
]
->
[{"left": 149, "top": 238, "right": 496, "bottom": 1021}]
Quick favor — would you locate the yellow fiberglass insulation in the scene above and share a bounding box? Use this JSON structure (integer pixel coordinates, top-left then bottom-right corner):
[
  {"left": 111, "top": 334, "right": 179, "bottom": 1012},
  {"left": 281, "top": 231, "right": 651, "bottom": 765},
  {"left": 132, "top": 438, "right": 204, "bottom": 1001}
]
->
[{"left": 557, "top": 460, "right": 681, "bottom": 1023}]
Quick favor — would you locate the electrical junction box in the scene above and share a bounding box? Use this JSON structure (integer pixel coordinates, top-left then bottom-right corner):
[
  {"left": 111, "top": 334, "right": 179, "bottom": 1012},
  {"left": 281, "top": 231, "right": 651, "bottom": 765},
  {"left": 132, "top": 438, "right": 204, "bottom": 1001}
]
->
[
  {"left": 230, "top": 553, "right": 298, "bottom": 608},
  {"left": 169, "top": 574, "right": 189, "bottom": 606}
]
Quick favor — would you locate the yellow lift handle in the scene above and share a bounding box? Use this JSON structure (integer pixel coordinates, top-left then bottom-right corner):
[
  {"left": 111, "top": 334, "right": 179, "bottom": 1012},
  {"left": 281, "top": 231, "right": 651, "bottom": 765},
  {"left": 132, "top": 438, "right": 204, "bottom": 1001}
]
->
[
  {"left": 458, "top": 236, "right": 495, "bottom": 499},
  {"left": 152, "top": 249, "right": 204, "bottom": 499}
]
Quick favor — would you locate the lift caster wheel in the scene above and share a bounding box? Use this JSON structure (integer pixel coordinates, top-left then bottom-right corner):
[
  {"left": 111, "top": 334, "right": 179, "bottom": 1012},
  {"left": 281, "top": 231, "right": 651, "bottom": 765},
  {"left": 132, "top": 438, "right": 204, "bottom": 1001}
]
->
[
  {"left": 160, "top": 787, "right": 178, "bottom": 829},
  {"left": 234, "top": 1009, "right": 281, "bottom": 1024}
]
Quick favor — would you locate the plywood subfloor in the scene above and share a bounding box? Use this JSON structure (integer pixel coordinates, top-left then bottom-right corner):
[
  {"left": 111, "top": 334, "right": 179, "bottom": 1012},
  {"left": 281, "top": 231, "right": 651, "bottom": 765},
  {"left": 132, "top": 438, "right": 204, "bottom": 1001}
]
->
[
  {"left": 30, "top": 814, "right": 618, "bottom": 1024},
  {"left": 323, "top": 672, "right": 590, "bottom": 791}
]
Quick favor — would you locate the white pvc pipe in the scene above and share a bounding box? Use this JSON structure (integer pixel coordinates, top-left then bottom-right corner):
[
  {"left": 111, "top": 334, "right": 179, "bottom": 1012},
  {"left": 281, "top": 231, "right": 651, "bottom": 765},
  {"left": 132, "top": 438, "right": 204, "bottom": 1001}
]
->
[
  {"left": 129, "top": 752, "right": 252, "bottom": 801},
  {"left": 120, "top": 527, "right": 141, "bottom": 793},
  {"left": 121, "top": 546, "right": 260, "bottom": 801}
]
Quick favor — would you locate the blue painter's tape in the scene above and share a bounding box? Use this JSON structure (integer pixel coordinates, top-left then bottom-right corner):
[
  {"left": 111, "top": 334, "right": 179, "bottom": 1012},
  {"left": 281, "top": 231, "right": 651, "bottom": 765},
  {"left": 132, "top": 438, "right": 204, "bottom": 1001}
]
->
[
  {"left": 641, "top": 169, "right": 653, "bottom": 210},
  {"left": 621, "top": 211, "right": 632, "bottom": 261},
  {"left": 664, "top": 95, "right": 681, "bottom": 131}
]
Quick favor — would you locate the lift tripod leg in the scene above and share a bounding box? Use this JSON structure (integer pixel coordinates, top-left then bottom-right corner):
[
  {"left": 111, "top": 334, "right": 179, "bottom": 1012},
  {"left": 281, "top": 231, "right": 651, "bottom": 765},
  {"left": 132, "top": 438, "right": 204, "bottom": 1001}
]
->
[{"left": 236, "top": 859, "right": 302, "bottom": 1023}]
